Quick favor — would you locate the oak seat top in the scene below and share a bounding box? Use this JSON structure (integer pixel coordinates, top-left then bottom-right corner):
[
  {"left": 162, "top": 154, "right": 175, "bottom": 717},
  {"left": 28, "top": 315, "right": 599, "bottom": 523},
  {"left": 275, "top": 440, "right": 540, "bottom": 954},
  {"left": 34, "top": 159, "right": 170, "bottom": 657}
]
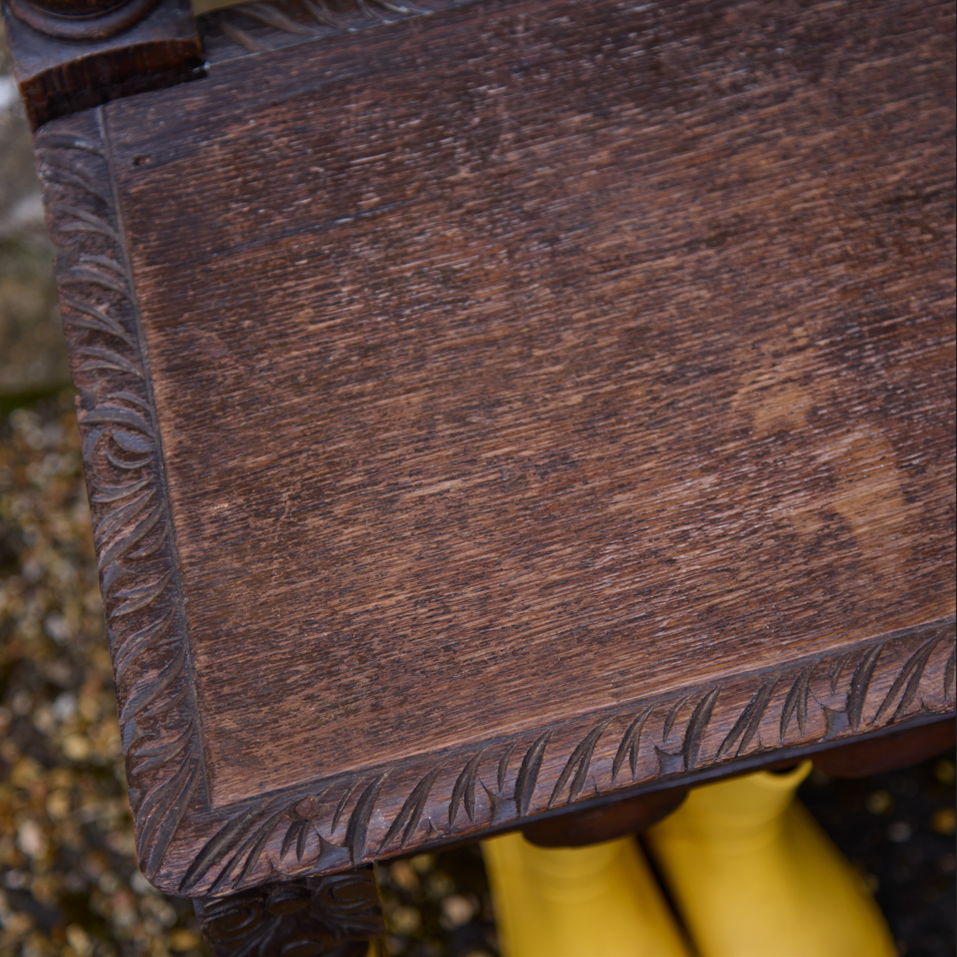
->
[{"left": 27, "top": 0, "right": 956, "bottom": 894}]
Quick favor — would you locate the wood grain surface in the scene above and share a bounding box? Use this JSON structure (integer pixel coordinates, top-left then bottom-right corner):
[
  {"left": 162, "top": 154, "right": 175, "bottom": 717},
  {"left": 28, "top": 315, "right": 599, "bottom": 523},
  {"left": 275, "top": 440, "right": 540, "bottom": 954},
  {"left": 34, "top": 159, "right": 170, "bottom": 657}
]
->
[{"left": 35, "top": 0, "right": 955, "bottom": 894}]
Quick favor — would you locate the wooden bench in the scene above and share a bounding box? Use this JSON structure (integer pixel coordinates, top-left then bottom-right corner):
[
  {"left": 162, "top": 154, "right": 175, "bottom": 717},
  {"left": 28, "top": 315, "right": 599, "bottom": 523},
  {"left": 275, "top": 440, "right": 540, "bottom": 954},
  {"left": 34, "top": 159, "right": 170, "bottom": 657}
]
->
[{"left": 3, "top": 0, "right": 954, "bottom": 950}]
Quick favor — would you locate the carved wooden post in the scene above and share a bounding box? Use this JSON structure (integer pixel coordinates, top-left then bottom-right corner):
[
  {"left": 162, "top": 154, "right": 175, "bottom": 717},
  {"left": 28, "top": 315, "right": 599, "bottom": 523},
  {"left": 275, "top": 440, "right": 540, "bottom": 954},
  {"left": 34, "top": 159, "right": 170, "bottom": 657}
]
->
[
  {"left": 193, "top": 868, "right": 385, "bottom": 957},
  {"left": 7, "top": 0, "right": 161, "bottom": 39},
  {"left": 1, "top": 0, "right": 203, "bottom": 128}
]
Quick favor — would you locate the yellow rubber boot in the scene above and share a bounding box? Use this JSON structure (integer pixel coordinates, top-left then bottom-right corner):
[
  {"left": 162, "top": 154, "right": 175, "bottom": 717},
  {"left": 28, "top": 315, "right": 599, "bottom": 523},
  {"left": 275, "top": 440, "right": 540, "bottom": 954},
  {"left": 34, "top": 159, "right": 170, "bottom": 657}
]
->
[
  {"left": 645, "top": 761, "right": 896, "bottom": 957},
  {"left": 482, "top": 831, "right": 691, "bottom": 957}
]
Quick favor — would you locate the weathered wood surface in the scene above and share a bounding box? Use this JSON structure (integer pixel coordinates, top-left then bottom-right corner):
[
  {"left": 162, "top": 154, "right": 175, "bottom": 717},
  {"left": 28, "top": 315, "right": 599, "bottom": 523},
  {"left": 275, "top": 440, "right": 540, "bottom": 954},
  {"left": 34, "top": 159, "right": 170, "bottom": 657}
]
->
[
  {"left": 1, "top": 0, "right": 202, "bottom": 129},
  {"left": 35, "top": 0, "right": 955, "bottom": 896}
]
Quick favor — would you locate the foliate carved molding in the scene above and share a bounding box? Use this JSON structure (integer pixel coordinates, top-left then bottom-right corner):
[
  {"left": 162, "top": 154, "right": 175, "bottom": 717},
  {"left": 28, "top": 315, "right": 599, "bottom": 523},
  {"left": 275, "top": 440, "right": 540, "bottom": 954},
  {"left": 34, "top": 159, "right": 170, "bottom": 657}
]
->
[
  {"left": 35, "top": 111, "right": 956, "bottom": 901},
  {"left": 7, "top": 0, "right": 160, "bottom": 41},
  {"left": 3, "top": 0, "right": 203, "bottom": 130},
  {"left": 194, "top": 869, "right": 382, "bottom": 957},
  {"left": 198, "top": 0, "right": 476, "bottom": 62},
  {"left": 178, "top": 618, "right": 954, "bottom": 896},
  {"left": 34, "top": 109, "right": 205, "bottom": 881}
]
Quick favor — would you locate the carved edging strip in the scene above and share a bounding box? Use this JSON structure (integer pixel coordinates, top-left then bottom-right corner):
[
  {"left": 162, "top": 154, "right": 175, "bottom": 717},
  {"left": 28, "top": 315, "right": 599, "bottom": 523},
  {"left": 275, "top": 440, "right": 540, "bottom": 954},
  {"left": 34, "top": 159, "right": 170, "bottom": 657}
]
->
[
  {"left": 179, "top": 619, "right": 954, "bottom": 896},
  {"left": 198, "top": 0, "right": 478, "bottom": 61},
  {"left": 33, "top": 98, "right": 956, "bottom": 902},
  {"left": 34, "top": 109, "right": 206, "bottom": 882}
]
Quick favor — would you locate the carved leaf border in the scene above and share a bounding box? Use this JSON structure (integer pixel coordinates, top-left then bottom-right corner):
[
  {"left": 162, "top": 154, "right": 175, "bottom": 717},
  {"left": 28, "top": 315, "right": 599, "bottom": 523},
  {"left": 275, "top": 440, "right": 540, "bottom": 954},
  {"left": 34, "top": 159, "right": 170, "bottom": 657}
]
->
[
  {"left": 198, "top": 0, "right": 480, "bottom": 62},
  {"left": 177, "top": 620, "right": 954, "bottom": 895},
  {"left": 35, "top": 111, "right": 206, "bottom": 883},
  {"left": 35, "top": 109, "right": 957, "bottom": 898}
]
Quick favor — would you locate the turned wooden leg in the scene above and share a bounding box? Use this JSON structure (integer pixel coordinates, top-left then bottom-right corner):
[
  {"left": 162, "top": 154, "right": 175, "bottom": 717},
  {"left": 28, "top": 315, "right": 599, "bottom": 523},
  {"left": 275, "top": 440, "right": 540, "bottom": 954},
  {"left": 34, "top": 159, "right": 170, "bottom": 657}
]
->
[{"left": 193, "top": 867, "right": 384, "bottom": 957}]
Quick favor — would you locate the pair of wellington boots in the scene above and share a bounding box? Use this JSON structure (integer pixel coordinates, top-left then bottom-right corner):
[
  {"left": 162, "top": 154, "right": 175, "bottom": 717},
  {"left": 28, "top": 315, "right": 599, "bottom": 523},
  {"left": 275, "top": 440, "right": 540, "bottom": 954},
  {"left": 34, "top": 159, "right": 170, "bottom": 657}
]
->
[{"left": 482, "top": 761, "right": 897, "bottom": 957}]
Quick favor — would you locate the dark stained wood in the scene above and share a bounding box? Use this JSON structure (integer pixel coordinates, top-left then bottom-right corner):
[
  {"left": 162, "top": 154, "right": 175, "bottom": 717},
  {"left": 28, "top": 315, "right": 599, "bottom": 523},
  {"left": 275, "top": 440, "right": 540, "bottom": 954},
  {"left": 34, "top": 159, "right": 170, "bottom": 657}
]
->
[
  {"left": 33, "top": 108, "right": 202, "bottom": 885},
  {"left": 193, "top": 868, "right": 383, "bottom": 957},
  {"left": 31, "top": 0, "right": 956, "bottom": 897},
  {"left": 522, "top": 786, "right": 690, "bottom": 848},
  {"left": 523, "top": 718, "right": 955, "bottom": 846},
  {"left": 1, "top": 0, "right": 202, "bottom": 129},
  {"left": 7, "top": 0, "right": 161, "bottom": 40},
  {"left": 195, "top": 0, "right": 476, "bottom": 61},
  {"left": 811, "top": 716, "right": 956, "bottom": 779}
]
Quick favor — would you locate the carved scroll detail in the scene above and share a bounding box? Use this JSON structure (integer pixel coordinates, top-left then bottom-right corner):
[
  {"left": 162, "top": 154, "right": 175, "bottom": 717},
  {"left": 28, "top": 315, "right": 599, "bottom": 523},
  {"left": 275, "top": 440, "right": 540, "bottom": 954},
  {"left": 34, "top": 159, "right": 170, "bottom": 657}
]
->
[{"left": 34, "top": 110, "right": 204, "bottom": 882}]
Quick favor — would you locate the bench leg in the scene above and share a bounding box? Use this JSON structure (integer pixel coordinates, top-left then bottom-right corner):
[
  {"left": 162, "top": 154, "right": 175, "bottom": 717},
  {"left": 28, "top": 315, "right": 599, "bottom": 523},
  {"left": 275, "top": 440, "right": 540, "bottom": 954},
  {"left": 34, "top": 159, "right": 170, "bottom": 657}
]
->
[{"left": 193, "top": 867, "right": 384, "bottom": 956}]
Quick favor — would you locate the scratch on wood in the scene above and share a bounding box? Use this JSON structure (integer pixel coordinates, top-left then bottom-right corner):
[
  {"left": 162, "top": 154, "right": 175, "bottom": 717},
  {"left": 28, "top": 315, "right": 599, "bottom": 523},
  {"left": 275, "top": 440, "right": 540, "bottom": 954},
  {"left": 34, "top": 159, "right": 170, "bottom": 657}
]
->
[
  {"left": 876, "top": 635, "right": 941, "bottom": 723},
  {"left": 662, "top": 692, "right": 694, "bottom": 742},
  {"left": 497, "top": 741, "right": 516, "bottom": 793},
  {"left": 380, "top": 767, "right": 439, "bottom": 851},
  {"left": 717, "top": 678, "right": 776, "bottom": 760},
  {"left": 346, "top": 775, "right": 387, "bottom": 864},
  {"left": 449, "top": 750, "right": 484, "bottom": 826}
]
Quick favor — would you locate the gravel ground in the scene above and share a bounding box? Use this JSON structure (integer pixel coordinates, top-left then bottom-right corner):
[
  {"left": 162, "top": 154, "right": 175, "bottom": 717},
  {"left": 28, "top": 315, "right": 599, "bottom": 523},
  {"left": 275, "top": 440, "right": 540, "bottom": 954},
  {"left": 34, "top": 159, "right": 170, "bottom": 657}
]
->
[{"left": 0, "top": 21, "right": 953, "bottom": 957}]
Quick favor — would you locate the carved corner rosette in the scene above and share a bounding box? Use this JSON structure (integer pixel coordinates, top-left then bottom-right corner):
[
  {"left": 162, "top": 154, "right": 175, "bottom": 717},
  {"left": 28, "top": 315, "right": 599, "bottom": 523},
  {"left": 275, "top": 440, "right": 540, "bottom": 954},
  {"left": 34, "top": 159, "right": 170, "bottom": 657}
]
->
[
  {"left": 34, "top": 109, "right": 205, "bottom": 883},
  {"left": 178, "top": 618, "right": 955, "bottom": 897}
]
